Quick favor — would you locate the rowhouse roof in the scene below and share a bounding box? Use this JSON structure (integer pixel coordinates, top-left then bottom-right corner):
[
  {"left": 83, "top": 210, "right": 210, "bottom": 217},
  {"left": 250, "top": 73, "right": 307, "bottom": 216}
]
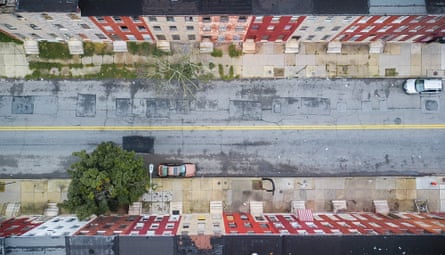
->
[
  {"left": 77, "top": 0, "right": 444, "bottom": 16},
  {"left": 17, "top": 0, "right": 78, "bottom": 12},
  {"left": 78, "top": 0, "right": 143, "bottom": 16}
]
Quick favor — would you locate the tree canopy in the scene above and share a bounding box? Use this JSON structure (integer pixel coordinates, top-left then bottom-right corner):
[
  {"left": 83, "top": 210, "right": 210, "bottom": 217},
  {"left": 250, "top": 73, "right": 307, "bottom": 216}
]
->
[{"left": 62, "top": 142, "right": 147, "bottom": 220}]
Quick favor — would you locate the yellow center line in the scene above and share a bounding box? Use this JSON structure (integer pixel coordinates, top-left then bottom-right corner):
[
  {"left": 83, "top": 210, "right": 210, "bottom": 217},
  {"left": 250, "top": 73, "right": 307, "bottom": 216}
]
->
[{"left": 0, "top": 124, "right": 445, "bottom": 131}]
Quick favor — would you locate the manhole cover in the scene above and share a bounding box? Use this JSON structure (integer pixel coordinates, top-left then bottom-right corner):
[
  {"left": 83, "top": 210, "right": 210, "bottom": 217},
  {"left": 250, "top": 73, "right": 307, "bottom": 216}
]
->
[
  {"left": 424, "top": 100, "right": 439, "bottom": 111},
  {"left": 394, "top": 117, "right": 402, "bottom": 124}
]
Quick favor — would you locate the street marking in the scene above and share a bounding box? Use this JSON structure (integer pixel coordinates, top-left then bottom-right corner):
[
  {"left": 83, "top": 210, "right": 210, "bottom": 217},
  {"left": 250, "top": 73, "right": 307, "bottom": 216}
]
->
[{"left": 1, "top": 124, "right": 445, "bottom": 131}]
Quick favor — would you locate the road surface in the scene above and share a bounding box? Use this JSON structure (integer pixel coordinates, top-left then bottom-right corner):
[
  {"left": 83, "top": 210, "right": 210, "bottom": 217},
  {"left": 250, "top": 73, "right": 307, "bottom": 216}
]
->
[{"left": 0, "top": 78, "right": 444, "bottom": 177}]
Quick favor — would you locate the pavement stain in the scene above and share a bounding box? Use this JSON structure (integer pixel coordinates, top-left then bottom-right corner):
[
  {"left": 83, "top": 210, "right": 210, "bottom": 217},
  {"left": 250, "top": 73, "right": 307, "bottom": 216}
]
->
[
  {"left": 375, "top": 154, "right": 391, "bottom": 170},
  {"left": 0, "top": 155, "right": 18, "bottom": 167},
  {"left": 239, "top": 86, "right": 278, "bottom": 97},
  {"left": 230, "top": 140, "right": 272, "bottom": 146},
  {"left": 51, "top": 81, "right": 61, "bottom": 94},
  {"left": 8, "top": 82, "right": 24, "bottom": 95},
  {"left": 102, "top": 80, "right": 118, "bottom": 97}
]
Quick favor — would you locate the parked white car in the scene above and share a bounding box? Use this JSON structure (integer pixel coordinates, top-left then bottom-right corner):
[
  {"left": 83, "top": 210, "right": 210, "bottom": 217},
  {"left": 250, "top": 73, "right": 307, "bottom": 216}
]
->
[{"left": 403, "top": 79, "right": 443, "bottom": 94}]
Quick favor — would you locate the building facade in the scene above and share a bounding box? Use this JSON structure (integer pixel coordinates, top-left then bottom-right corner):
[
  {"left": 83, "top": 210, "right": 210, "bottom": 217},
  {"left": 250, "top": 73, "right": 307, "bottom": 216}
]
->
[
  {"left": 89, "top": 15, "right": 154, "bottom": 42},
  {"left": 334, "top": 15, "right": 445, "bottom": 43},
  {"left": 245, "top": 15, "right": 305, "bottom": 42},
  {"left": 0, "top": 0, "right": 444, "bottom": 53}
]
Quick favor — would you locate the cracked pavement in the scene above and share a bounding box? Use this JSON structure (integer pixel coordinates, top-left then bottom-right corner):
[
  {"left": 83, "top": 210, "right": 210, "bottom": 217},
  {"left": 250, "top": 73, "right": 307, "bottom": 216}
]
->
[{"left": 0, "top": 78, "right": 444, "bottom": 177}]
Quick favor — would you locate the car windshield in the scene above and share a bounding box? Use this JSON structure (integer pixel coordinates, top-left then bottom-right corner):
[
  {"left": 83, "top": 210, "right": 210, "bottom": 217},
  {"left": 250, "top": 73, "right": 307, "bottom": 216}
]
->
[
  {"left": 161, "top": 166, "right": 168, "bottom": 176},
  {"left": 177, "top": 165, "right": 186, "bottom": 176},
  {"left": 415, "top": 79, "right": 425, "bottom": 92}
]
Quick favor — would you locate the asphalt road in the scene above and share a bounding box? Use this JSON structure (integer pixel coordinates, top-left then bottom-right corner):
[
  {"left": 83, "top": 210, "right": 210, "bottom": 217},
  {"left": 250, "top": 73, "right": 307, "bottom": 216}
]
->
[{"left": 0, "top": 78, "right": 444, "bottom": 177}]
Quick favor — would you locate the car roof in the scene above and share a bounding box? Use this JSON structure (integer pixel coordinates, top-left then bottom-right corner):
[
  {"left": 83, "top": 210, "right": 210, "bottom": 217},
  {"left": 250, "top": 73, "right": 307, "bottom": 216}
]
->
[{"left": 422, "top": 79, "right": 442, "bottom": 90}]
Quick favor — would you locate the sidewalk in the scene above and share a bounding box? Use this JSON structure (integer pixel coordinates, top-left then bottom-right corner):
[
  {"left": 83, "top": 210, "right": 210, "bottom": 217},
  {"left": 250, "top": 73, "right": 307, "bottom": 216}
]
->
[
  {"left": 2, "top": 176, "right": 444, "bottom": 215},
  {"left": 0, "top": 42, "right": 31, "bottom": 78},
  {"left": 236, "top": 42, "right": 445, "bottom": 79},
  {"left": 0, "top": 41, "right": 444, "bottom": 79}
]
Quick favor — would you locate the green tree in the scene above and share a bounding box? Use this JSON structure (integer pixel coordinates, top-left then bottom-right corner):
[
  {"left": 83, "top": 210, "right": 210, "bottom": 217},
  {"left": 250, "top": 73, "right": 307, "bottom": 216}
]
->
[{"left": 62, "top": 142, "right": 147, "bottom": 220}]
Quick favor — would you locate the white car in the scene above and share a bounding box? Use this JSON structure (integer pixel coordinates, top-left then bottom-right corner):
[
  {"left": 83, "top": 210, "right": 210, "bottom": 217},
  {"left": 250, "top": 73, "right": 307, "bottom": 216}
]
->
[{"left": 403, "top": 79, "right": 442, "bottom": 94}]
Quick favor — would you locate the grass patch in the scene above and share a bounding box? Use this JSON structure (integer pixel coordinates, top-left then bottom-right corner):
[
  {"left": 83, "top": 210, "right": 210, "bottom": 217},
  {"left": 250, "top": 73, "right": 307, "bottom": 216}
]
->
[
  {"left": 198, "top": 73, "right": 214, "bottom": 81},
  {"left": 25, "top": 70, "right": 41, "bottom": 79},
  {"left": 228, "top": 44, "right": 242, "bottom": 58},
  {"left": 85, "top": 64, "right": 137, "bottom": 79},
  {"left": 25, "top": 69, "right": 65, "bottom": 80},
  {"left": 39, "top": 41, "right": 71, "bottom": 59},
  {"left": 127, "top": 41, "right": 169, "bottom": 57},
  {"left": 29, "top": 61, "right": 63, "bottom": 70},
  {"left": 385, "top": 68, "right": 398, "bottom": 77},
  {"left": 83, "top": 42, "right": 113, "bottom": 56},
  {"left": 69, "top": 63, "right": 84, "bottom": 68},
  {"left": 211, "top": 49, "right": 223, "bottom": 57},
  {"left": 0, "top": 32, "right": 23, "bottom": 44}
]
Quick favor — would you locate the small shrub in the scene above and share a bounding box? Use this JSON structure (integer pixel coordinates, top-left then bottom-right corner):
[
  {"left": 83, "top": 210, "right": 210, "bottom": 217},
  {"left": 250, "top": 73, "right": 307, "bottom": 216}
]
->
[
  {"left": 217, "top": 64, "right": 236, "bottom": 80},
  {"left": 25, "top": 70, "right": 41, "bottom": 79},
  {"left": 208, "top": 62, "right": 215, "bottom": 70},
  {"left": 218, "top": 64, "right": 224, "bottom": 79},
  {"left": 229, "top": 66, "right": 234, "bottom": 78},
  {"left": 228, "top": 44, "right": 242, "bottom": 58},
  {"left": 152, "top": 46, "right": 169, "bottom": 57},
  {"left": 83, "top": 42, "right": 96, "bottom": 56},
  {"left": 211, "top": 49, "right": 223, "bottom": 57},
  {"left": 128, "top": 41, "right": 150, "bottom": 55}
]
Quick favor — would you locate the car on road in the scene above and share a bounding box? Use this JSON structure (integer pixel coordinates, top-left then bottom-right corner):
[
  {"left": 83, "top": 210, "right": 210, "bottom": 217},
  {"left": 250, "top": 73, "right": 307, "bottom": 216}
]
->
[
  {"left": 403, "top": 79, "right": 443, "bottom": 94},
  {"left": 158, "top": 163, "right": 196, "bottom": 177}
]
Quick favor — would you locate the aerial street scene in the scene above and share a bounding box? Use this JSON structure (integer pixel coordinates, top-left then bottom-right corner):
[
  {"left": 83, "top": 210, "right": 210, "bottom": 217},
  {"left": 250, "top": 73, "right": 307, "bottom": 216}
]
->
[{"left": 0, "top": 0, "right": 445, "bottom": 254}]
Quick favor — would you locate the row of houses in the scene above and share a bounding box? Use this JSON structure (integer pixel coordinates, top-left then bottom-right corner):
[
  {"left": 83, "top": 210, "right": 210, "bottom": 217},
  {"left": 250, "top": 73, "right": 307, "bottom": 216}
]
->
[
  {"left": 0, "top": 0, "right": 444, "bottom": 54},
  {"left": 0, "top": 210, "right": 444, "bottom": 254},
  {"left": 0, "top": 200, "right": 444, "bottom": 254},
  {"left": 2, "top": 200, "right": 445, "bottom": 238}
]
